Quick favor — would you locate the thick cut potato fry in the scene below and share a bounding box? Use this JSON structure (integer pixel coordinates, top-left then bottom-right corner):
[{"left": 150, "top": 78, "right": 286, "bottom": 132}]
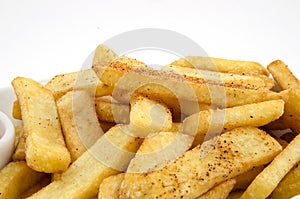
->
[
  {"left": 270, "top": 162, "right": 300, "bottom": 199},
  {"left": 0, "top": 161, "right": 45, "bottom": 199},
  {"left": 99, "top": 131, "right": 193, "bottom": 198},
  {"left": 267, "top": 89, "right": 300, "bottom": 133},
  {"left": 169, "top": 56, "right": 269, "bottom": 76},
  {"left": 183, "top": 99, "right": 284, "bottom": 146},
  {"left": 12, "top": 77, "right": 71, "bottom": 173},
  {"left": 12, "top": 126, "right": 26, "bottom": 161},
  {"left": 28, "top": 125, "right": 143, "bottom": 199},
  {"left": 240, "top": 133, "right": 300, "bottom": 199},
  {"left": 196, "top": 179, "right": 236, "bottom": 199},
  {"left": 57, "top": 90, "right": 103, "bottom": 162},
  {"left": 98, "top": 173, "right": 125, "bottom": 199},
  {"left": 267, "top": 60, "right": 300, "bottom": 93},
  {"left": 92, "top": 44, "right": 118, "bottom": 66},
  {"left": 46, "top": 69, "right": 113, "bottom": 100},
  {"left": 129, "top": 95, "right": 172, "bottom": 137},
  {"left": 93, "top": 63, "right": 280, "bottom": 108},
  {"left": 12, "top": 100, "right": 21, "bottom": 120},
  {"left": 163, "top": 64, "right": 274, "bottom": 89},
  {"left": 119, "top": 127, "right": 282, "bottom": 198},
  {"left": 127, "top": 132, "right": 193, "bottom": 173},
  {"left": 95, "top": 96, "right": 130, "bottom": 124}
]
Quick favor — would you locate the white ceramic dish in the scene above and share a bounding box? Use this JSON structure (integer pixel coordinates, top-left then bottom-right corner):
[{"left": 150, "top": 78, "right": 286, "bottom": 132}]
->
[{"left": 0, "top": 110, "right": 15, "bottom": 170}]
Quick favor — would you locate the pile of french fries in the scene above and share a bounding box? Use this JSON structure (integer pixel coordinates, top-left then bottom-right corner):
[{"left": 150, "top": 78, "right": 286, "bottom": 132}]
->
[{"left": 1, "top": 44, "right": 300, "bottom": 199}]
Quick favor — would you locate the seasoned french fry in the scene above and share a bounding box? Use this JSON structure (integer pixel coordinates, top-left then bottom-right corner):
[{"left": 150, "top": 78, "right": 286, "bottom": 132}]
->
[
  {"left": 240, "top": 133, "right": 300, "bottom": 199},
  {"left": 196, "top": 179, "right": 236, "bottom": 199},
  {"left": 267, "top": 89, "right": 300, "bottom": 133},
  {"left": 129, "top": 95, "right": 172, "bottom": 137},
  {"left": 27, "top": 125, "right": 143, "bottom": 199},
  {"left": 119, "top": 127, "right": 282, "bottom": 198},
  {"left": 92, "top": 44, "right": 118, "bottom": 66},
  {"left": 46, "top": 69, "right": 113, "bottom": 100},
  {"left": 183, "top": 99, "right": 284, "bottom": 146},
  {"left": 57, "top": 90, "right": 103, "bottom": 162},
  {"left": 270, "top": 162, "right": 300, "bottom": 199},
  {"left": 95, "top": 96, "right": 130, "bottom": 124},
  {"left": 0, "top": 161, "right": 45, "bottom": 199},
  {"left": 169, "top": 56, "right": 270, "bottom": 76},
  {"left": 127, "top": 132, "right": 193, "bottom": 173},
  {"left": 267, "top": 60, "right": 300, "bottom": 93},
  {"left": 163, "top": 64, "right": 274, "bottom": 89},
  {"left": 93, "top": 63, "right": 280, "bottom": 108},
  {"left": 99, "top": 131, "right": 193, "bottom": 198},
  {"left": 12, "top": 77, "right": 71, "bottom": 173}
]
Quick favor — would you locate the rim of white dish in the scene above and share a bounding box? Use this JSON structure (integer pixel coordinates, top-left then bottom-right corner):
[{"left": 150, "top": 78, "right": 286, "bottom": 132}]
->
[{"left": 0, "top": 111, "right": 15, "bottom": 143}]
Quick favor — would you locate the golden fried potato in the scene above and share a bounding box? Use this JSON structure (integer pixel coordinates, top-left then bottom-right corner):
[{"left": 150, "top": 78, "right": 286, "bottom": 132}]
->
[
  {"left": 163, "top": 64, "right": 274, "bottom": 89},
  {"left": 129, "top": 95, "right": 172, "bottom": 137},
  {"left": 92, "top": 44, "right": 118, "bottom": 66},
  {"left": 196, "top": 179, "right": 236, "bottom": 199},
  {"left": 57, "top": 90, "right": 103, "bottom": 162},
  {"left": 169, "top": 56, "right": 269, "bottom": 76},
  {"left": 0, "top": 161, "right": 45, "bottom": 199},
  {"left": 270, "top": 162, "right": 300, "bottom": 199},
  {"left": 267, "top": 59, "right": 300, "bottom": 93},
  {"left": 12, "top": 77, "right": 71, "bottom": 173},
  {"left": 119, "top": 127, "right": 282, "bottom": 198},
  {"left": 93, "top": 62, "right": 279, "bottom": 108},
  {"left": 27, "top": 125, "right": 143, "bottom": 199},
  {"left": 240, "top": 133, "right": 300, "bottom": 199},
  {"left": 183, "top": 99, "right": 284, "bottom": 146}
]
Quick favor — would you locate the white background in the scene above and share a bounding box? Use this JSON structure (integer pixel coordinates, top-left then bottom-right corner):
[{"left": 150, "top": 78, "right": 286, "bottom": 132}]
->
[{"left": 0, "top": 0, "right": 300, "bottom": 88}]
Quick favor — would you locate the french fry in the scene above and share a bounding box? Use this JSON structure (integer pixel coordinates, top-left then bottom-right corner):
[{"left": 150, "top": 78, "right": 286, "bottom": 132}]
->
[
  {"left": 95, "top": 96, "right": 130, "bottom": 124},
  {"left": 92, "top": 44, "right": 118, "bottom": 66},
  {"left": 93, "top": 63, "right": 280, "bottom": 108},
  {"left": 127, "top": 131, "right": 193, "bottom": 173},
  {"left": 12, "top": 100, "right": 21, "bottom": 120},
  {"left": 129, "top": 95, "right": 172, "bottom": 137},
  {"left": 27, "top": 125, "right": 143, "bottom": 199},
  {"left": 98, "top": 173, "right": 125, "bottom": 199},
  {"left": 12, "top": 77, "right": 71, "bottom": 173},
  {"left": 267, "top": 60, "right": 300, "bottom": 93},
  {"left": 169, "top": 56, "right": 270, "bottom": 76},
  {"left": 270, "top": 162, "right": 300, "bottom": 199},
  {"left": 182, "top": 99, "right": 284, "bottom": 146},
  {"left": 45, "top": 69, "right": 113, "bottom": 100},
  {"left": 267, "top": 89, "right": 300, "bottom": 133},
  {"left": 12, "top": 126, "right": 26, "bottom": 161},
  {"left": 195, "top": 179, "right": 236, "bottom": 199},
  {"left": 57, "top": 90, "right": 103, "bottom": 162},
  {"left": 0, "top": 161, "right": 45, "bottom": 199},
  {"left": 99, "top": 131, "right": 193, "bottom": 198},
  {"left": 240, "top": 133, "right": 300, "bottom": 199},
  {"left": 163, "top": 64, "right": 274, "bottom": 89},
  {"left": 119, "top": 127, "right": 282, "bottom": 198}
]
